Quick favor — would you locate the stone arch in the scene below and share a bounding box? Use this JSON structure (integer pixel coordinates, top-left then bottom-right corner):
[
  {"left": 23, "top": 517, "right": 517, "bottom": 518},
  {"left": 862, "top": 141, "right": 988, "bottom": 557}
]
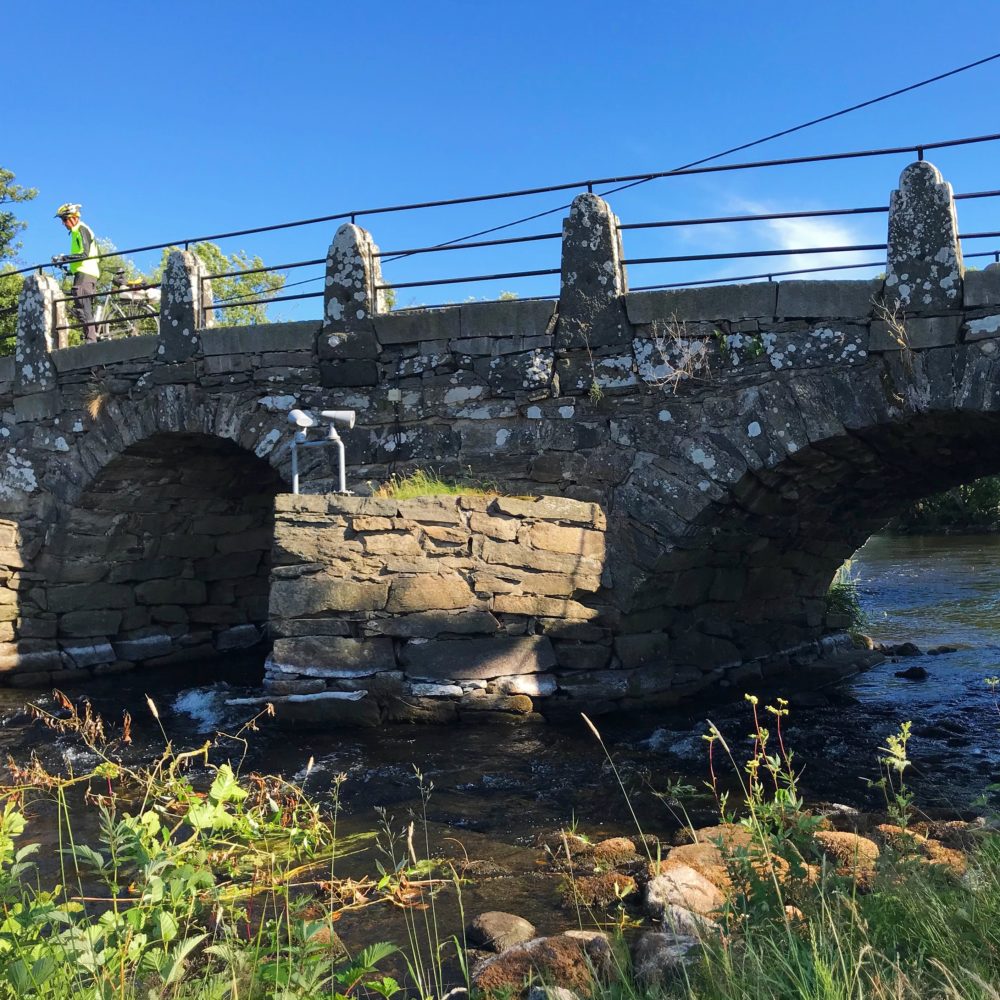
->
[
  {"left": 11, "top": 386, "right": 302, "bottom": 685},
  {"left": 604, "top": 347, "right": 1000, "bottom": 681}
]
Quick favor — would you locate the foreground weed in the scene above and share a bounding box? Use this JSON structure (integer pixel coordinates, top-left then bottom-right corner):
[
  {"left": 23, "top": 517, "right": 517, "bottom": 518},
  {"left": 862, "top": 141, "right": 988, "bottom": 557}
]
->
[{"left": 0, "top": 694, "right": 426, "bottom": 999}]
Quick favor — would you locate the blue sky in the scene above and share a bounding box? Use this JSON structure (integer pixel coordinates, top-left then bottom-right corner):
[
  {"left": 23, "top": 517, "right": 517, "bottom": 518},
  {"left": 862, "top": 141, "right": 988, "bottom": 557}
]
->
[{"left": 7, "top": 1, "right": 1000, "bottom": 315}]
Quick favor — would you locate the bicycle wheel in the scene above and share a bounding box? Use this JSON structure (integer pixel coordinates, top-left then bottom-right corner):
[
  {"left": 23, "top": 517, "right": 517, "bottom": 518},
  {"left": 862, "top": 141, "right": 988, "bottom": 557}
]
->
[{"left": 101, "top": 294, "right": 158, "bottom": 339}]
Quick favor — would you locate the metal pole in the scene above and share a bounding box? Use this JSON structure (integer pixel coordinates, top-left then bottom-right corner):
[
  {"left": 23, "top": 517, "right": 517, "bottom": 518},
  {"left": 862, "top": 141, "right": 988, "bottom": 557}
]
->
[{"left": 290, "top": 436, "right": 300, "bottom": 494}]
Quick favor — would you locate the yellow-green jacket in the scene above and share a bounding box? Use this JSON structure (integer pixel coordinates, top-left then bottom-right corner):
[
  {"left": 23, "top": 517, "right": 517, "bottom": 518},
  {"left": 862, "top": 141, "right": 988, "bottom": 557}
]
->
[{"left": 69, "top": 222, "right": 100, "bottom": 278}]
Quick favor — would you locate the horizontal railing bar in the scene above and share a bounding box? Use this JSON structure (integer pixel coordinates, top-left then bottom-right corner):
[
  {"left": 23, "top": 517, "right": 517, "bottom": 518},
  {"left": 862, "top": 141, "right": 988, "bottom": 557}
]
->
[
  {"left": 629, "top": 260, "right": 886, "bottom": 291},
  {"left": 955, "top": 189, "right": 1000, "bottom": 201},
  {"left": 377, "top": 232, "right": 563, "bottom": 258},
  {"left": 625, "top": 243, "right": 887, "bottom": 266},
  {"left": 53, "top": 282, "right": 162, "bottom": 306},
  {"left": 620, "top": 206, "right": 887, "bottom": 231},
  {"left": 55, "top": 312, "right": 161, "bottom": 333},
  {"left": 205, "top": 257, "right": 326, "bottom": 282},
  {"left": 207, "top": 290, "right": 324, "bottom": 309},
  {"left": 5, "top": 130, "right": 1000, "bottom": 280},
  {"left": 375, "top": 267, "right": 561, "bottom": 291}
]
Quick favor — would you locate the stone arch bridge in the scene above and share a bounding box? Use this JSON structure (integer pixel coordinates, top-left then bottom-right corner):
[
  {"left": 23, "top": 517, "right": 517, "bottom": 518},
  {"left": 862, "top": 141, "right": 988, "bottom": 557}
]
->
[{"left": 2, "top": 159, "right": 998, "bottom": 722}]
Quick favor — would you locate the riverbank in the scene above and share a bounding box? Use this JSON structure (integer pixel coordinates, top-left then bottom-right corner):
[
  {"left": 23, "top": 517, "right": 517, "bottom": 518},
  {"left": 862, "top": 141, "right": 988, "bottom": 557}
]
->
[{"left": 0, "top": 693, "right": 995, "bottom": 998}]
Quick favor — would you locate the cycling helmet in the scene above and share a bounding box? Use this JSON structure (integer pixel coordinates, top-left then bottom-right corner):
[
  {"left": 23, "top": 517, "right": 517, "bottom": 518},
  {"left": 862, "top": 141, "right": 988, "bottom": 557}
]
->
[{"left": 54, "top": 203, "right": 82, "bottom": 218}]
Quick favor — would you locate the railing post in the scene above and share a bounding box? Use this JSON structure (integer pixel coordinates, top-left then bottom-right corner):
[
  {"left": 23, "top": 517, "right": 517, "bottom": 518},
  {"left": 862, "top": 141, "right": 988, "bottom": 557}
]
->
[
  {"left": 158, "top": 250, "right": 211, "bottom": 362},
  {"left": 886, "top": 160, "right": 963, "bottom": 312},
  {"left": 319, "top": 223, "right": 385, "bottom": 372},
  {"left": 14, "top": 273, "right": 61, "bottom": 396},
  {"left": 556, "top": 193, "right": 631, "bottom": 350}
]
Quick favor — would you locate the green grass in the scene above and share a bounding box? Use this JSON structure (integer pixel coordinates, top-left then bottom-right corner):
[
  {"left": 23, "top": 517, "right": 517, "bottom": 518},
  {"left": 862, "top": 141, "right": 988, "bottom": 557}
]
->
[
  {"left": 371, "top": 468, "right": 499, "bottom": 499},
  {"left": 825, "top": 560, "right": 869, "bottom": 634}
]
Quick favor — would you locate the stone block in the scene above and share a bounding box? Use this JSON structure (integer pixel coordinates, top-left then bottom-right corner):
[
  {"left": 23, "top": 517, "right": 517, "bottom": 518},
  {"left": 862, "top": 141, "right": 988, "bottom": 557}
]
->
[
  {"left": 134, "top": 579, "right": 207, "bottom": 605},
  {"left": 401, "top": 635, "right": 556, "bottom": 680},
  {"left": 51, "top": 336, "right": 156, "bottom": 373},
  {"left": 374, "top": 609, "right": 499, "bottom": 638},
  {"left": 556, "top": 669, "right": 630, "bottom": 699},
  {"left": 489, "top": 495, "right": 606, "bottom": 527},
  {"left": 527, "top": 522, "right": 605, "bottom": 557},
  {"left": 266, "top": 691, "right": 382, "bottom": 728},
  {"left": 626, "top": 283, "right": 778, "bottom": 324},
  {"left": 492, "top": 594, "right": 600, "bottom": 618},
  {"left": 775, "top": 280, "right": 881, "bottom": 319},
  {"left": 374, "top": 307, "right": 461, "bottom": 345},
  {"left": 14, "top": 391, "right": 60, "bottom": 423},
  {"left": 386, "top": 575, "right": 477, "bottom": 613},
  {"left": 201, "top": 322, "right": 319, "bottom": 356},
  {"left": 321, "top": 328, "right": 380, "bottom": 360},
  {"left": 113, "top": 633, "right": 174, "bottom": 661},
  {"left": 615, "top": 633, "right": 670, "bottom": 669},
  {"left": 964, "top": 266, "right": 1000, "bottom": 308},
  {"left": 965, "top": 314, "right": 1000, "bottom": 342},
  {"left": 319, "top": 360, "right": 379, "bottom": 387},
  {"left": 270, "top": 636, "right": 396, "bottom": 676},
  {"left": 493, "top": 672, "right": 558, "bottom": 696},
  {"left": 870, "top": 315, "right": 961, "bottom": 351},
  {"left": 459, "top": 299, "right": 556, "bottom": 340},
  {"left": 264, "top": 676, "right": 326, "bottom": 696},
  {"left": 106, "top": 558, "right": 185, "bottom": 583},
  {"left": 482, "top": 540, "right": 603, "bottom": 577},
  {"left": 204, "top": 354, "right": 252, "bottom": 375},
  {"left": 487, "top": 350, "right": 555, "bottom": 397},
  {"left": 398, "top": 497, "right": 464, "bottom": 525},
  {"left": 194, "top": 551, "right": 262, "bottom": 581},
  {"left": 271, "top": 617, "right": 353, "bottom": 638},
  {"left": 61, "top": 641, "right": 116, "bottom": 667},
  {"left": 48, "top": 583, "right": 133, "bottom": 613},
  {"left": 58, "top": 610, "right": 123, "bottom": 637},
  {"left": 552, "top": 641, "right": 611, "bottom": 670},
  {"left": 269, "top": 575, "right": 389, "bottom": 617}
]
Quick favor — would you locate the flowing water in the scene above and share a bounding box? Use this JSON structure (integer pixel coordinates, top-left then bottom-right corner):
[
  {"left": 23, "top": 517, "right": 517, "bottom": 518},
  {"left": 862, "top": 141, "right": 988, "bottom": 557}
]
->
[{"left": 1, "top": 532, "right": 998, "bottom": 945}]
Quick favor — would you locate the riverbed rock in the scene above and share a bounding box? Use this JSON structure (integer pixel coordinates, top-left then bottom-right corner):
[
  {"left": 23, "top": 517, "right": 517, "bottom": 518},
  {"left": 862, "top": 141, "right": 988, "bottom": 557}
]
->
[
  {"left": 885, "top": 641, "right": 921, "bottom": 657},
  {"left": 813, "top": 831, "right": 880, "bottom": 889},
  {"left": 467, "top": 912, "right": 537, "bottom": 952},
  {"left": 660, "top": 904, "right": 723, "bottom": 938},
  {"left": 645, "top": 865, "right": 725, "bottom": 919},
  {"left": 927, "top": 645, "right": 960, "bottom": 656},
  {"left": 630, "top": 930, "right": 700, "bottom": 988},
  {"left": 472, "top": 936, "right": 597, "bottom": 998},
  {"left": 894, "top": 665, "right": 929, "bottom": 680},
  {"left": 561, "top": 871, "right": 636, "bottom": 909},
  {"left": 875, "top": 823, "right": 966, "bottom": 875},
  {"left": 591, "top": 836, "right": 639, "bottom": 866}
]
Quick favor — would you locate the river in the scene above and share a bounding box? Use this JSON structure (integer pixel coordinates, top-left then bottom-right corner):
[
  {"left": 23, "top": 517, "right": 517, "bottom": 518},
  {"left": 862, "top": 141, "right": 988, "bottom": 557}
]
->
[{"left": 0, "top": 532, "right": 997, "bottom": 943}]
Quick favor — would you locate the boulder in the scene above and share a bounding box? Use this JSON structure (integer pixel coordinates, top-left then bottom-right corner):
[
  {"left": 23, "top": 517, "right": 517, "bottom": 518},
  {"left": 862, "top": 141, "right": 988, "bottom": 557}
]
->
[
  {"left": 645, "top": 865, "right": 725, "bottom": 919},
  {"left": 466, "top": 912, "right": 536, "bottom": 953},
  {"left": 630, "top": 930, "right": 700, "bottom": 988}
]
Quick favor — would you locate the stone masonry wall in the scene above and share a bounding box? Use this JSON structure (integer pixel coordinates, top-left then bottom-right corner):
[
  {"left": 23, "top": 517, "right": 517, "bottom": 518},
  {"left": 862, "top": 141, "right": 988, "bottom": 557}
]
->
[{"left": 262, "top": 493, "right": 865, "bottom": 725}]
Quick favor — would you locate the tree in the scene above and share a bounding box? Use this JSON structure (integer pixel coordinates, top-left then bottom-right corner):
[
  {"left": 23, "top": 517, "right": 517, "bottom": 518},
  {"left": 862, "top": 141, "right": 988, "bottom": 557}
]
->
[
  {"left": 0, "top": 168, "right": 37, "bottom": 351},
  {"left": 154, "top": 242, "right": 285, "bottom": 326}
]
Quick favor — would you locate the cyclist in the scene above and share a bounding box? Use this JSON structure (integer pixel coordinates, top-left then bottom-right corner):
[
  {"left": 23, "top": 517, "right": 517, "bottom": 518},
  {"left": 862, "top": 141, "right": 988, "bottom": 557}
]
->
[{"left": 52, "top": 204, "right": 100, "bottom": 343}]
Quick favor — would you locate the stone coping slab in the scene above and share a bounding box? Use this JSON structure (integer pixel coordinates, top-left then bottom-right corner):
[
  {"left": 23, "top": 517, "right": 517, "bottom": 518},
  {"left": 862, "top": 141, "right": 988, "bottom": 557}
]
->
[
  {"left": 52, "top": 335, "right": 157, "bottom": 372},
  {"left": 626, "top": 283, "right": 778, "bottom": 324},
  {"left": 200, "top": 321, "right": 320, "bottom": 356}
]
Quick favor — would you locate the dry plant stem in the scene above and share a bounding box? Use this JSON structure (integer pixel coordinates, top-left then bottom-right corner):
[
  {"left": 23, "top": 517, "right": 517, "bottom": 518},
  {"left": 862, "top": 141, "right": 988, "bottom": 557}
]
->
[{"left": 581, "top": 713, "right": 652, "bottom": 862}]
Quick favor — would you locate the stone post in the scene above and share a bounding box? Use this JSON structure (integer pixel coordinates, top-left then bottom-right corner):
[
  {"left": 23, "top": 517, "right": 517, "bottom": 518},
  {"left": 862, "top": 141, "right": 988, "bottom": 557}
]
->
[
  {"left": 886, "top": 160, "right": 963, "bottom": 312},
  {"left": 158, "top": 250, "right": 211, "bottom": 362},
  {"left": 14, "top": 273, "right": 61, "bottom": 395},
  {"left": 319, "top": 223, "right": 385, "bottom": 369},
  {"left": 556, "top": 193, "right": 630, "bottom": 350}
]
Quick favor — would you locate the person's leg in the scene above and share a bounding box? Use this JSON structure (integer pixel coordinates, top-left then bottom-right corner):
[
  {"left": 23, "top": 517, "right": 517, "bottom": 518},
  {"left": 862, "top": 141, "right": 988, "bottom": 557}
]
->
[{"left": 72, "top": 275, "right": 99, "bottom": 342}]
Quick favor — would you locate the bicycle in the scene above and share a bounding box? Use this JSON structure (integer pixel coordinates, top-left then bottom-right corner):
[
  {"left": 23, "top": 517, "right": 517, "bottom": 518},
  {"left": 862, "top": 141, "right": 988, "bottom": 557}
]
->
[{"left": 51, "top": 259, "right": 161, "bottom": 340}]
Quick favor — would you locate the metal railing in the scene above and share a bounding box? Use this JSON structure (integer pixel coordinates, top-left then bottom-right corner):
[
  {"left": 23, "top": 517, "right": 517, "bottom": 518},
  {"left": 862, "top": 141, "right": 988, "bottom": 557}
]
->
[{"left": 3, "top": 128, "right": 1000, "bottom": 328}]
